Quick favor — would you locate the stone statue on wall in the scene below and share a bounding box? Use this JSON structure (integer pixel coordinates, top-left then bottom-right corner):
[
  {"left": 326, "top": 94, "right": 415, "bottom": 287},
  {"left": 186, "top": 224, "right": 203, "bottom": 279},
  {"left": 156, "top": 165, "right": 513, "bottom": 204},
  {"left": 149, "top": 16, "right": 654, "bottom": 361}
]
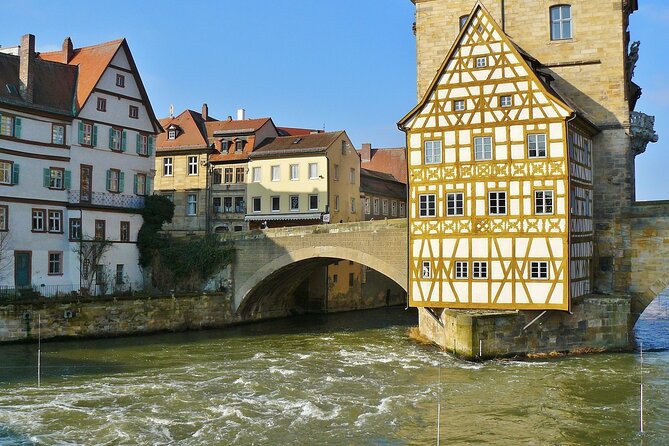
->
[{"left": 627, "top": 40, "right": 640, "bottom": 81}]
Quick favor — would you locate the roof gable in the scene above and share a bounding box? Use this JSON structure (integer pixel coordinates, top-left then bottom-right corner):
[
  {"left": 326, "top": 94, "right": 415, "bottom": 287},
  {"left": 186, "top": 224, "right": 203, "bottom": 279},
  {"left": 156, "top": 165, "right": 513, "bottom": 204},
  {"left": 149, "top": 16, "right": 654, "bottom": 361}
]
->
[
  {"left": 157, "top": 109, "right": 209, "bottom": 150},
  {"left": 399, "top": 2, "right": 573, "bottom": 130}
]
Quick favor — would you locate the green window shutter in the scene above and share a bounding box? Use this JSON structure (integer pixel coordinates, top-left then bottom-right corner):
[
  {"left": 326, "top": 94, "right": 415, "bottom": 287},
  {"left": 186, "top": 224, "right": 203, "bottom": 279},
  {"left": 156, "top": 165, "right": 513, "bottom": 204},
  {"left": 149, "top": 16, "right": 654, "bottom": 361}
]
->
[
  {"left": 13, "top": 117, "right": 21, "bottom": 138},
  {"left": 147, "top": 176, "right": 153, "bottom": 195},
  {"left": 11, "top": 163, "right": 19, "bottom": 185},
  {"left": 106, "top": 169, "right": 112, "bottom": 191},
  {"left": 136, "top": 134, "right": 141, "bottom": 154},
  {"left": 78, "top": 122, "right": 84, "bottom": 145},
  {"left": 108, "top": 128, "right": 114, "bottom": 149},
  {"left": 64, "top": 170, "right": 71, "bottom": 189},
  {"left": 92, "top": 125, "right": 98, "bottom": 147},
  {"left": 119, "top": 172, "right": 125, "bottom": 193},
  {"left": 121, "top": 130, "right": 127, "bottom": 152},
  {"left": 133, "top": 174, "right": 138, "bottom": 195},
  {"left": 148, "top": 136, "right": 154, "bottom": 156},
  {"left": 43, "top": 168, "right": 50, "bottom": 188}
]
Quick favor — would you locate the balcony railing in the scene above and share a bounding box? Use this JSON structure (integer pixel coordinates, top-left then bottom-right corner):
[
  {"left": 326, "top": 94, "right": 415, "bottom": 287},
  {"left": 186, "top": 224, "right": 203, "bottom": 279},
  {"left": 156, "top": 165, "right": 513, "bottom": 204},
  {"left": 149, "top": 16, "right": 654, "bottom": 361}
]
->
[
  {"left": 630, "top": 111, "right": 659, "bottom": 155},
  {"left": 68, "top": 190, "right": 145, "bottom": 209}
]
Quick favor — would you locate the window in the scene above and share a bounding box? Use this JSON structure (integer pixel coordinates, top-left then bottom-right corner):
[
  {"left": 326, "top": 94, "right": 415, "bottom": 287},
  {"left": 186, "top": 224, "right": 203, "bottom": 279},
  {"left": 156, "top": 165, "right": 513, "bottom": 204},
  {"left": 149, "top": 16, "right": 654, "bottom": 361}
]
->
[
  {"left": 373, "top": 198, "right": 379, "bottom": 215},
  {"left": 0, "top": 161, "right": 14, "bottom": 185},
  {"left": 455, "top": 261, "right": 468, "bottom": 279},
  {"left": 96, "top": 97, "right": 106, "bottom": 112},
  {"left": 234, "top": 225, "right": 243, "bottom": 232},
  {"left": 235, "top": 167, "right": 245, "bottom": 183},
  {"left": 349, "top": 168, "right": 356, "bottom": 184},
  {"left": 550, "top": 5, "right": 572, "bottom": 40},
  {"left": 106, "top": 169, "right": 121, "bottom": 192},
  {"left": 528, "top": 134, "right": 547, "bottom": 157},
  {"left": 136, "top": 134, "right": 149, "bottom": 155},
  {"left": 341, "top": 140, "right": 348, "bottom": 155},
  {"left": 0, "top": 114, "right": 19, "bottom": 137},
  {"left": 290, "top": 195, "right": 299, "bottom": 211},
  {"left": 334, "top": 195, "right": 340, "bottom": 212},
  {"left": 0, "top": 205, "right": 7, "bottom": 231},
  {"left": 115, "top": 264, "right": 124, "bottom": 284},
  {"left": 454, "top": 100, "right": 465, "bottom": 112},
  {"left": 52, "top": 124, "right": 65, "bottom": 144},
  {"left": 271, "top": 196, "right": 280, "bottom": 212},
  {"left": 309, "top": 163, "right": 318, "bottom": 179},
  {"left": 391, "top": 201, "right": 397, "bottom": 216},
  {"left": 351, "top": 198, "right": 356, "bottom": 213},
  {"left": 168, "top": 129, "right": 177, "bottom": 140},
  {"left": 135, "top": 173, "right": 148, "bottom": 196},
  {"left": 187, "top": 194, "right": 197, "bottom": 216},
  {"left": 535, "top": 190, "right": 554, "bottom": 215},
  {"left": 334, "top": 164, "right": 340, "bottom": 181},
  {"left": 216, "top": 197, "right": 226, "bottom": 213},
  {"left": 459, "top": 14, "right": 469, "bottom": 29},
  {"left": 69, "top": 217, "right": 81, "bottom": 240},
  {"left": 163, "top": 157, "right": 173, "bottom": 176},
  {"left": 476, "top": 57, "right": 487, "bottom": 68},
  {"left": 332, "top": 274, "right": 338, "bottom": 284},
  {"left": 109, "top": 128, "right": 122, "bottom": 151},
  {"left": 129, "top": 105, "right": 139, "bottom": 119},
  {"left": 120, "top": 221, "right": 130, "bottom": 242},
  {"left": 399, "top": 202, "right": 406, "bottom": 217},
  {"left": 47, "top": 167, "right": 64, "bottom": 189},
  {"left": 500, "top": 95, "right": 513, "bottom": 107},
  {"left": 309, "top": 194, "right": 318, "bottom": 211},
  {"left": 224, "top": 168, "right": 233, "bottom": 184},
  {"left": 94, "top": 220, "right": 106, "bottom": 240},
  {"left": 116, "top": 73, "right": 125, "bottom": 87},
  {"left": 364, "top": 198, "right": 370, "bottom": 215},
  {"left": 424, "top": 140, "right": 442, "bottom": 164},
  {"left": 271, "top": 165, "right": 280, "bottom": 182},
  {"left": 235, "top": 140, "right": 244, "bottom": 152},
  {"left": 446, "top": 192, "right": 464, "bottom": 216},
  {"left": 48, "top": 210, "right": 62, "bottom": 233},
  {"left": 290, "top": 164, "right": 299, "bottom": 181},
  {"left": 32, "top": 209, "right": 45, "bottom": 232},
  {"left": 252, "top": 167, "right": 261, "bottom": 182},
  {"left": 419, "top": 194, "right": 436, "bottom": 217},
  {"left": 79, "top": 122, "right": 95, "bottom": 146},
  {"left": 488, "top": 191, "right": 507, "bottom": 215},
  {"left": 188, "top": 156, "right": 198, "bottom": 175},
  {"left": 162, "top": 193, "right": 174, "bottom": 202},
  {"left": 474, "top": 136, "right": 493, "bottom": 160},
  {"left": 382, "top": 199, "right": 389, "bottom": 215},
  {"left": 422, "top": 261, "right": 431, "bottom": 279},
  {"left": 473, "top": 261, "right": 488, "bottom": 279},
  {"left": 530, "top": 261, "right": 549, "bottom": 279},
  {"left": 212, "top": 169, "right": 222, "bottom": 185},
  {"left": 235, "top": 197, "right": 245, "bottom": 213},
  {"left": 48, "top": 252, "right": 62, "bottom": 275},
  {"left": 252, "top": 197, "right": 261, "bottom": 213}
]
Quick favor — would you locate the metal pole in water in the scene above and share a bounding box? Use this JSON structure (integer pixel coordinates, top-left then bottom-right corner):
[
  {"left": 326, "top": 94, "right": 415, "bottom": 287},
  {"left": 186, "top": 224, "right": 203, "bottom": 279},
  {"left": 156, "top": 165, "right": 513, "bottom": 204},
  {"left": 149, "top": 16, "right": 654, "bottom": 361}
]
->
[
  {"left": 37, "top": 313, "right": 41, "bottom": 388},
  {"left": 479, "top": 339, "right": 482, "bottom": 358},
  {"left": 436, "top": 365, "right": 441, "bottom": 445},
  {"left": 640, "top": 341, "right": 643, "bottom": 433}
]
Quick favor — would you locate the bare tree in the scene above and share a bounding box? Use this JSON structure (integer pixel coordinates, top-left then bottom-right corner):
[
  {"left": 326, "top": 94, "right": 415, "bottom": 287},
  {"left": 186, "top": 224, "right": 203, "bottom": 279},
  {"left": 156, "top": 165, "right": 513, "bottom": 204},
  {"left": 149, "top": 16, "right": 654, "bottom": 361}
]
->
[
  {"left": 72, "top": 237, "right": 113, "bottom": 295},
  {"left": 0, "top": 231, "right": 11, "bottom": 284}
]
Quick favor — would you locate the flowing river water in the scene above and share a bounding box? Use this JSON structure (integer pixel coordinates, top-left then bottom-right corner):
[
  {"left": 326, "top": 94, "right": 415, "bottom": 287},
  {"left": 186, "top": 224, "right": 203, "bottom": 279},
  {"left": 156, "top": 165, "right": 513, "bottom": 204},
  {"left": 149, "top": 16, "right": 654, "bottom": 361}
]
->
[{"left": 0, "top": 299, "right": 668, "bottom": 445}]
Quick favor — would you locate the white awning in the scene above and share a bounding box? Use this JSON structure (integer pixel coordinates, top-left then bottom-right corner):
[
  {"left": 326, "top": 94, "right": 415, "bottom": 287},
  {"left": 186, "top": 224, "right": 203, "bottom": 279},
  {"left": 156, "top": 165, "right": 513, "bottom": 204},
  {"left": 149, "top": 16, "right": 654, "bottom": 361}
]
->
[{"left": 245, "top": 213, "right": 322, "bottom": 222}]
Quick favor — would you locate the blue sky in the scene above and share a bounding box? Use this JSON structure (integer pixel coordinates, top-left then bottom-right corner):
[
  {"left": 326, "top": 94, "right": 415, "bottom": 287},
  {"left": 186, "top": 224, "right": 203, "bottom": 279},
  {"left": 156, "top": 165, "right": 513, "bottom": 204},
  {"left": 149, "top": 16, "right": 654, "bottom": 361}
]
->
[{"left": 0, "top": 0, "right": 664, "bottom": 199}]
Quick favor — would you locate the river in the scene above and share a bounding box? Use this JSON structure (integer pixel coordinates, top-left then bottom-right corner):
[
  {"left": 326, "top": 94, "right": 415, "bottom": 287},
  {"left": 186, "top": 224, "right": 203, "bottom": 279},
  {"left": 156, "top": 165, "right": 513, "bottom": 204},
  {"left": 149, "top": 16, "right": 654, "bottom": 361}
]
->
[{"left": 0, "top": 299, "right": 668, "bottom": 445}]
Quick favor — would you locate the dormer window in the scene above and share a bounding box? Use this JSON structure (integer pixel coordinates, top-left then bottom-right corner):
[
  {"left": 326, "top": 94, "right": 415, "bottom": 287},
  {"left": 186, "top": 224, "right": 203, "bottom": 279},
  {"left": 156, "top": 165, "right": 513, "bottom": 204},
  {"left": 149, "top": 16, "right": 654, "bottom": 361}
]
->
[
  {"left": 235, "top": 140, "right": 244, "bottom": 152},
  {"left": 168, "top": 129, "right": 177, "bottom": 140}
]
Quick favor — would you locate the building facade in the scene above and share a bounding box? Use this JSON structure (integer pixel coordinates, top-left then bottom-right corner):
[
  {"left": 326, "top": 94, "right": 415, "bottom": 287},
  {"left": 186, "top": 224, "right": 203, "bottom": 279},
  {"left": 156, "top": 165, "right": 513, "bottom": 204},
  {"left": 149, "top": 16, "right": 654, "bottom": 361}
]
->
[
  {"left": 400, "top": 3, "right": 602, "bottom": 310},
  {"left": 360, "top": 168, "right": 407, "bottom": 221},
  {"left": 0, "top": 35, "right": 161, "bottom": 294}
]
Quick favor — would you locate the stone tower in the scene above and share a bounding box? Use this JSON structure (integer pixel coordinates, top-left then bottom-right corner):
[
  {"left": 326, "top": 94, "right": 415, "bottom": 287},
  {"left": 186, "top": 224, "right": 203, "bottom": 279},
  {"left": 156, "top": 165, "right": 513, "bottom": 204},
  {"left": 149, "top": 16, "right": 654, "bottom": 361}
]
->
[{"left": 410, "top": 0, "right": 657, "bottom": 300}]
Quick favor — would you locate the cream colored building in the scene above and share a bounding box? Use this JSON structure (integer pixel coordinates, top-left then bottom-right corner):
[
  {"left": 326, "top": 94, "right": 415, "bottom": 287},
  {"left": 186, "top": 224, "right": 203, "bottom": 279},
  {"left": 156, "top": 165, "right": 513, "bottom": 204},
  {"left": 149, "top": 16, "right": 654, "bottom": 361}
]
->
[{"left": 246, "top": 131, "right": 360, "bottom": 229}]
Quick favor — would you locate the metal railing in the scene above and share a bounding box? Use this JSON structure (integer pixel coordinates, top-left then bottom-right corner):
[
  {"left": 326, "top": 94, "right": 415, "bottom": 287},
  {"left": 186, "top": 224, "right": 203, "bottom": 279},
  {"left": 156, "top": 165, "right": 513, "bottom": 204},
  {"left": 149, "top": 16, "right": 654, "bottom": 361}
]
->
[
  {"left": 68, "top": 190, "right": 145, "bottom": 209},
  {"left": 0, "top": 282, "right": 133, "bottom": 300}
]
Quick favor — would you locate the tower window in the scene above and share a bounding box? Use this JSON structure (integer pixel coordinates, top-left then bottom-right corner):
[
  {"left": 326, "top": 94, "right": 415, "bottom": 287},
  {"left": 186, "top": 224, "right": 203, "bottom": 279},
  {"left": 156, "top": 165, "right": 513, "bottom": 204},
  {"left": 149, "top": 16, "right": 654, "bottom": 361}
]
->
[
  {"left": 550, "top": 5, "right": 572, "bottom": 40},
  {"left": 473, "top": 261, "right": 488, "bottom": 279},
  {"left": 453, "top": 100, "right": 465, "bottom": 112},
  {"left": 474, "top": 136, "right": 493, "bottom": 161},
  {"left": 500, "top": 95, "right": 513, "bottom": 107},
  {"left": 530, "top": 261, "right": 549, "bottom": 279},
  {"left": 424, "top": 140, "right": 442, "bottom": 164},
  {"left": 528, "top": 134, "right": 547, "bottom": 158},
  {"left": 476, "top": 57, "right": 487, "bottom": 68},
  {"left": 419, "top": 194, "right": 436, "bottom": 217},
  {"left": 422, "top": 261, "right": 431, "bottom": 279}
]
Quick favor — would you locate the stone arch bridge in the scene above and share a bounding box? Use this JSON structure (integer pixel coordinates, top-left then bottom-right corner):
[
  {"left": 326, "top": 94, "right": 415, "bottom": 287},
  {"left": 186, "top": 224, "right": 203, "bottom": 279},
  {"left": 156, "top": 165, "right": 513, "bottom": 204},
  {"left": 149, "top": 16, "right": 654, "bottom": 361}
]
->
[{"left": 228, "top": 205, "right": 669, "bottom": 322}]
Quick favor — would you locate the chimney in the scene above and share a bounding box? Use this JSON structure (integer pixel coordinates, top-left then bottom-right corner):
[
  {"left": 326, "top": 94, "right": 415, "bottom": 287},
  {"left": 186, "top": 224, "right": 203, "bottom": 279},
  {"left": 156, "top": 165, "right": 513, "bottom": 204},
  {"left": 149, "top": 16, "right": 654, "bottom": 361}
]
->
[
  {"left": 237, "top": 108, "right": 246, "bottom": 121},
  {"left": 62, "top": 37, "right": 73, "bottom": 63},
  {"left": 361, "top": 143, "right": 372, "bottom": 162},
  {"left": 202, "top": 103, "right": 208, "bottom": 120},
  {"left": 19, "top": 34, "right": 35, "bottom": 103}
]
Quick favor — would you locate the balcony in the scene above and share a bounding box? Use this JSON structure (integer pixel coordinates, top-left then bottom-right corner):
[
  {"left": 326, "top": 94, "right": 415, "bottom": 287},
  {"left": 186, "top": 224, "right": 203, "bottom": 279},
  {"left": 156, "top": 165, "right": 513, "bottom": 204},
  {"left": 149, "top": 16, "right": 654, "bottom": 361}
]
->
[
  {"left": 630, "top": 111, "right": 659, "bottom": 155},
  {"left": 68, "top": 190, "right": 145, "bottom": 209}
]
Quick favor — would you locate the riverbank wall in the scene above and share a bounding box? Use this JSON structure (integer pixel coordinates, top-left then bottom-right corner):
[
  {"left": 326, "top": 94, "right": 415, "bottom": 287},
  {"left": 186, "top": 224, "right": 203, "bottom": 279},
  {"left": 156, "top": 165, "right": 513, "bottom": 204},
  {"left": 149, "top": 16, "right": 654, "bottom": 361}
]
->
[{"left": 418, "top": 295, "right": 632, "bottom": 359}]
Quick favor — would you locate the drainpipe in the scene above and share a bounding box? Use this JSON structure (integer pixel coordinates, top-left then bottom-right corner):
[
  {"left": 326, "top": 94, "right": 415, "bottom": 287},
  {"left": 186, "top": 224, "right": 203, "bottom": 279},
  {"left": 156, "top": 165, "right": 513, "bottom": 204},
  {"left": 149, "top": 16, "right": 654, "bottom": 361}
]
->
[{"left": 501, "top": 0, "right": 506, "bottom": 32}]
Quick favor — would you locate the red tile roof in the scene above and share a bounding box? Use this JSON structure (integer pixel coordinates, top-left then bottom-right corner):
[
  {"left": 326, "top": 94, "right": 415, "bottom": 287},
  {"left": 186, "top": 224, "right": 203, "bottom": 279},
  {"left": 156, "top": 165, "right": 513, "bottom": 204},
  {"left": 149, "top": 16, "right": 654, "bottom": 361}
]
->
[
  {"left": 157, "top": 109, "right": 210, "bottom": 151},
  {"left": 277, "top": 127, "right": 323, "bottom": 136},
  {"left": 251, "top": 131, "right": 344, "bottom": 158},
  {"left": 206, "top": 117, "right": 271, "bottom": 135},
  {"left": 360, "top": 147, "right": 408, "bottom": 183}
]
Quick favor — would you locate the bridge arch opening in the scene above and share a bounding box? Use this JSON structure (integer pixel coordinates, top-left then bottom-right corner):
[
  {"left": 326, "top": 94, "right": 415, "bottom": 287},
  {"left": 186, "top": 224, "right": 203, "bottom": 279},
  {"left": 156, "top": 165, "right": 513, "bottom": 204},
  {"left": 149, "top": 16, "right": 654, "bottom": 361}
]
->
[
  {"left": 633, "top": 287, "right": 669, "bottom": 351},
  {"left": 235, "top": 246, "right": 407, "bottom": 320}
]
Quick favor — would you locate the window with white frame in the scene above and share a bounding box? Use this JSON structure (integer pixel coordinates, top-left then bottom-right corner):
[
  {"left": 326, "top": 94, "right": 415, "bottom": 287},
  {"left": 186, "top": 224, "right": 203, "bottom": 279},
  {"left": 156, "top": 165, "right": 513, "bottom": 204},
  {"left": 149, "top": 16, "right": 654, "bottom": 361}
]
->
[
  {"left": 48, "top": 168, "right": 64, "bottom": 189},
  {"left": 80, "top": 122, "right": 94, "bottom": 146},
  {"left": 135, "top": 173, "right": 147, "bottom": 196},
  {"left": 476, "top": 56, "right": 487, "bottom": 68},
  {"left": 224, "top": 168, "right": 233, "bottom": 184},
  {"left": 534, "top": 190, "right": 554, "bottom": 214},
  {"left": 349, "top": 168, "right": 355, "bottom": 184},
  {"left": 474, "top": 136, "right": 492, "bottom": 160},
  {"left": 107, "top": 169, "right": 121, "bottom": 193},
  {"left": 399, "top": 202, "right": 406, "bottom": 217},
  {"left": 309, "top": 163, "right": 318, "bottom": 179},
  {"left": 168, "top": 129, "right": 176, "bottom": 140},
  {"left": 373, "top": 198, "right": 379, "bottom": 215},
  {"left": 290, "top": 195, "right": 299, "bottom": 211},
  {"left": 222, "top": 197, "right": 231, "bottom": 213},
  {"left": 129, "top": 105, "right": 139, "bottom": 119},
  {"left": 528, "top": 134, "right": 547, "bottom": 157},
  {"left": 48, "top": 252, "right": 63, "bottom": 275},
  {"left": 550, "top": 5, "right": 572, "bottom": 40},
  {"left": 48, "top": 210, "right": 62, "bottom": 233},
  {"left": 109, "top": 128, "right": 122, "bottom": 151},
  {"left": 187, "top": 194, "right": 197, "bottom": 215},
  {"left": 473, "top": 261, "right": 488, "bottom": 279},
  {"left": 309, "top": 194, "right": 319, "bottom": 211},
  {"left": 391, "top": 201, "right": 397, "bottom": 216},
  {"left": 489, "top": 191, "right": 507, "bottom": 215},
  {"left": 252, "top": 167, "right": 261, "bottom": 182},
  {"left": 351, "top": 198, "right": 356, "bottom": 213},
  {"left": 236, "top": 167, "right": 244, "bottom": 183},
  {"left": 0, "top": 114, "right": 16, "bottom": 137},
  {"left": 271, "top": 165, "right": 280, "bottom": 182},
  {"left": 455, "top": 261, "right": 468, "bottom": 279},
  {"left": 422, "top": 261, "right": 431, "bottom": 279},
  {"left": 500, "top": 95, "right": 513, "bottom": 107},
  {"left": 424, "top": 140, "right": 442, "bottom": 164},
  {"left": 382, "top": 199, "right": 388, "bottom": 215},
  {"left": 334, "top": 164, "right": 340, "bottom": 181},
  {"left": 188, "top": 156, "right": 198, "bottom": 175},
  {"left": 446, "top": 192, "right": 464, "bottom": 216},
  {"left": 0, "top": 205, "right": 7, "bottom": 231},
  {"left": 271, "top": 196, "right": 280, "bottom": 212},
  {"left": 137, "top": 134, "right": 149, "bottom": 155},
  {"left": 253, "top": 197, "right": 261, "bottom": 212},
  {"left": 69, "top": 217, "right": 81, "bottom": 240},
  {"left": 163, "top": 157, "right": 173, "bottom": 176},
  {"left": 32, "top": 209, "right": 45, "bottom": 232},
  {"left": 52, "top": 124, "right": 65, "bottom": 144},
  {"left": 116, "top": 264, "right": 124, "bottom": 284},
  {"left": 454, "top": 100, "right": 465, "bottom": 112},
  {"left": 530, "top": 261, "right": 549, "bottom": 279},
  {"left": 116, "top": 73, "right": 125, "bottom": 87},
  {"left": 334, "top": 195, "right": 340, "bottom": 211},
  {"left": 0, "top": 161, "right": 10, "bottom": 185},
  {"left": 364, "top": 197, "right": 370, "bottom": 214},
  {"left": 290, "top": 164, "right": 299, "bottom": 180},
  {"left": 419, "top": 194, "right": 436, "bottom": 217}
]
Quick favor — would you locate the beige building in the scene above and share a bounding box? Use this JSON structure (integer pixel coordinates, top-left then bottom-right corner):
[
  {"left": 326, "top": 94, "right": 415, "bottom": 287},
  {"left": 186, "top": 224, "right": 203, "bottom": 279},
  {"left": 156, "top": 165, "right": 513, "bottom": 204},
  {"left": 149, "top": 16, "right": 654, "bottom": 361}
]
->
[
  {"left": 246, "top": 131, "right": 360, "bottom": 229},
  {"left": 360, "top": 168, "right": 407, "bottom": 221}
]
